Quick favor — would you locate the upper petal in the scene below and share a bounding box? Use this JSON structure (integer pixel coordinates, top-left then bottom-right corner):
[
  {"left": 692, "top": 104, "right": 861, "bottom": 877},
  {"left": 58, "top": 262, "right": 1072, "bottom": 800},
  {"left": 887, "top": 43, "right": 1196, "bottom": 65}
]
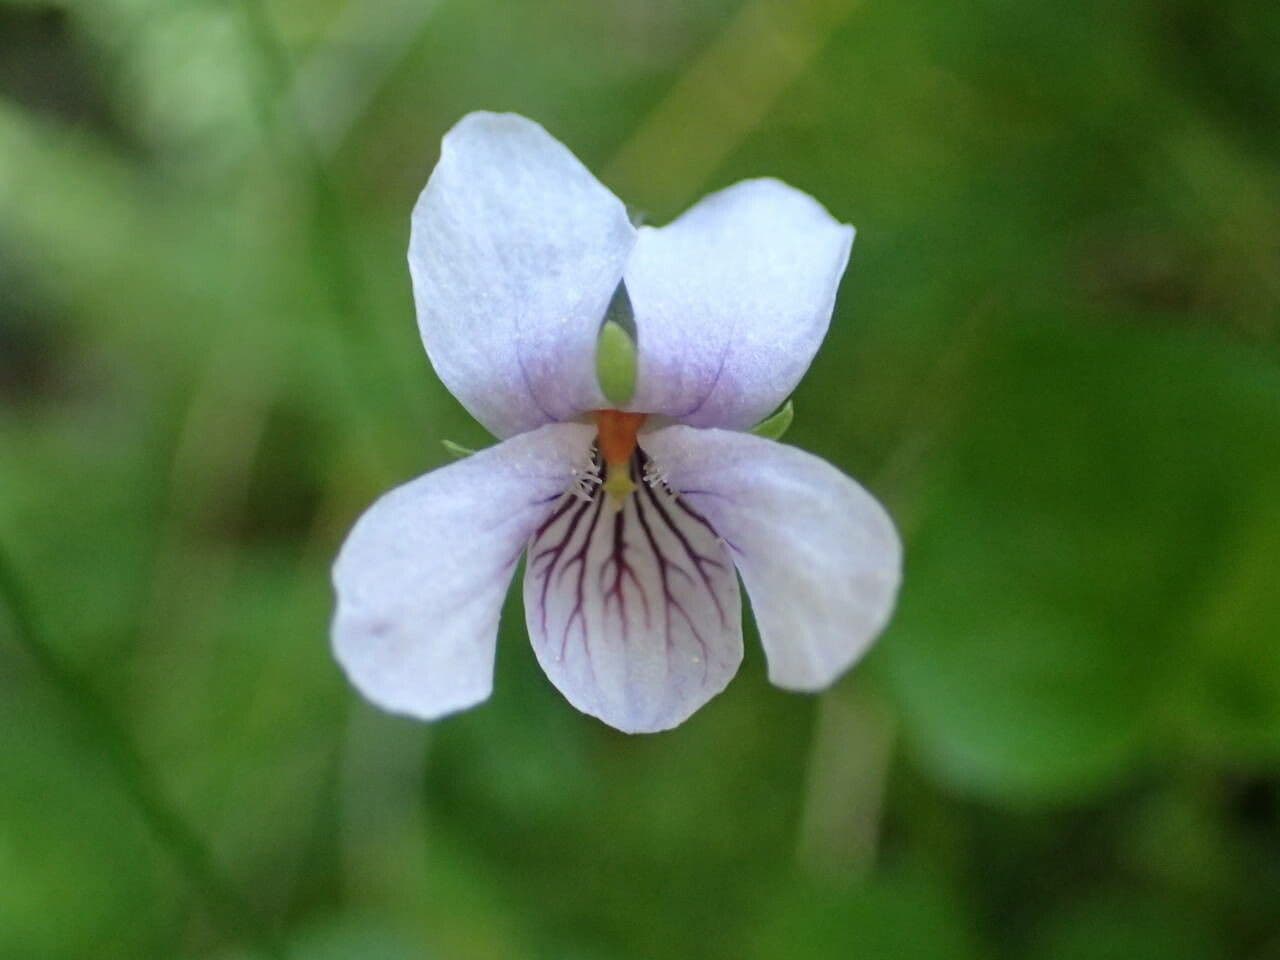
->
[
  {"left": 642, "top": 426, "right": 901, "bottom": 690},
  {"left": 410, "top": 112, "right": 636, "bottom": 438},
  {"left": 524, "top": 447, "right": 742, "bottom": 733},
  {"left": 332, "top": 422, "right": 595, "bottom": 720},
  {"left": 624, "top": 179, "right": 854, "bottom": 430}
]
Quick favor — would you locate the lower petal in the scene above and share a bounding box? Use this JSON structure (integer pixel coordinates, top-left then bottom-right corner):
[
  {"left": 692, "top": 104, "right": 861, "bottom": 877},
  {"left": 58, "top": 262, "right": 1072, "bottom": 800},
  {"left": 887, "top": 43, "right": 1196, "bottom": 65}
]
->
[
  {"left": 524, "top": 446, "right": 742, "bottom": 733},
  {"left": 332, "top": 422, "right": 596, "bottom": 720},
  {"left": 641, "top": 426, "right": 902, "bottom": 691}
]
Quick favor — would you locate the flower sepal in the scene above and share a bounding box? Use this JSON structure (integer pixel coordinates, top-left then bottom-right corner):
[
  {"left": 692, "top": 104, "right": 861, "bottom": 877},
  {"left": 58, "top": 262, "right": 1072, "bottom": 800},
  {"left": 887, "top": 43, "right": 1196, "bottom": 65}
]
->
[{"left": 749, "top": 400, "right": 795, "bottom": 441}]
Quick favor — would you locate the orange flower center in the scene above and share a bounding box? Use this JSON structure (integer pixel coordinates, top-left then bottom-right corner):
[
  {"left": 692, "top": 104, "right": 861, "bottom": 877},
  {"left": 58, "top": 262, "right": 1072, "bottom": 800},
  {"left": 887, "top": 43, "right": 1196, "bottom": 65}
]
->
[
  {"left": 592, "top": 409, "right": 647, "bottom": 468},
  {"left": 592, "top": 410, "right": 647, "bottom": 506}
]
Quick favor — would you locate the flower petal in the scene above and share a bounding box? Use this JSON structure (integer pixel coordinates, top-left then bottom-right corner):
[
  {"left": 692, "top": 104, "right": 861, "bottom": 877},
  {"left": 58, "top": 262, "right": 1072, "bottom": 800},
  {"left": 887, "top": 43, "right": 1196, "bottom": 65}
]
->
[
  {"left": 410, "top": 112, "right": 636, "bottom": 438},
  {"left": 642, "top": 426, "right": 901, "bottom": 690},
  {"left": 624, "top": 179, "right": 854, "bottom": 430},
  {"left": 332, "top": 422, "right": 596, "bottom": 720},
  {"left": 524, "top": 448, "right": 742, "bottom": 733}
]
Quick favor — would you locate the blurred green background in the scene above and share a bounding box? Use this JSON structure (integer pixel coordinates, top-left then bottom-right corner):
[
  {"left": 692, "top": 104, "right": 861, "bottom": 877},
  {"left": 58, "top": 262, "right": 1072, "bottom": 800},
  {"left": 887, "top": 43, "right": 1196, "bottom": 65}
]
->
[{"left": 1, "top": 0, "right": 1278, "bottom": 957}]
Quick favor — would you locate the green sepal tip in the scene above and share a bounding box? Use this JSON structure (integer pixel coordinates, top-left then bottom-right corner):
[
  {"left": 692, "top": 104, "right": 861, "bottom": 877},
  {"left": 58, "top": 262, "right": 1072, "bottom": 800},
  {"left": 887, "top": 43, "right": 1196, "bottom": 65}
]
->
[
  {"left": 596, "top": 319, "right": 637, "bottom": 407},
  {"left": 750, "top": 400, "right": 794, "bottom": 441},
  {"left": 442, "top": 439, "right": 479, "bottom": 459}
]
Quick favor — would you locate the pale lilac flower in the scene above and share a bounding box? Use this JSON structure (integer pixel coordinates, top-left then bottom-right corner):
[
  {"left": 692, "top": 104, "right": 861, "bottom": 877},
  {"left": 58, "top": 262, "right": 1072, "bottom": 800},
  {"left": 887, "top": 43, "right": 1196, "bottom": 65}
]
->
[{"left": 331, "top": 112, "right": 901, "bottom": 733}]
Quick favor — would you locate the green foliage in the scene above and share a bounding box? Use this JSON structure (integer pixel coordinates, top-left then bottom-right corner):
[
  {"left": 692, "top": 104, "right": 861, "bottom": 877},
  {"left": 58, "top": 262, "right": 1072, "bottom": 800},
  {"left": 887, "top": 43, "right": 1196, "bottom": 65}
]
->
[{"left": 1, "top": 0, "right": 1278, "bottom": 958}]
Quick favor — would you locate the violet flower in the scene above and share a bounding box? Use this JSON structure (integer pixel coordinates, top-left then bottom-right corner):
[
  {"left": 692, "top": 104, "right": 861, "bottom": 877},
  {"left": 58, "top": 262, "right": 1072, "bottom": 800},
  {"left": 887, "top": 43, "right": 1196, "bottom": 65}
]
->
[{"left": 332, "top": 112, "right": 901, "bottom": 733}]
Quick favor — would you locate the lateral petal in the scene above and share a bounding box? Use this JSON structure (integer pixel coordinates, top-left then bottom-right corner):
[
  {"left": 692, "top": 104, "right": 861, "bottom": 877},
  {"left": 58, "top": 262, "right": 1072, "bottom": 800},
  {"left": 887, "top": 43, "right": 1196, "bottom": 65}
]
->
[
  {"left": 332, "top": 422, "right": 595, "bottom": 719},
  {"left": 642, "top": 426, "right": 901, "bottom": 690}
]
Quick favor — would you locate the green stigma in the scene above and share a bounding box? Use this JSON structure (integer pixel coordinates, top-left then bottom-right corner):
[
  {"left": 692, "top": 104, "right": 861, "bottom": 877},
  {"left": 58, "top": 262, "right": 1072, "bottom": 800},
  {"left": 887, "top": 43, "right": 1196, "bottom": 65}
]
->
[{"left": 601, "top": 463, "right": 637, "bottom": 506}]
